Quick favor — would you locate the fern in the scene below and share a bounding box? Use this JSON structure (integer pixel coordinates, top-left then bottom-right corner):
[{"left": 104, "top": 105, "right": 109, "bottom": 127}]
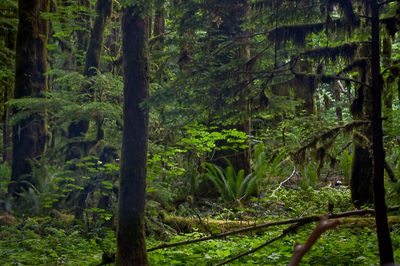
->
[{"left": 203, "top": 160, "right": 259, "bottom": 205}]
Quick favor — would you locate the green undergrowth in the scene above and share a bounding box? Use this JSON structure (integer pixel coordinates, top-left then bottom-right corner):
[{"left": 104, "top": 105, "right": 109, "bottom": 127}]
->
[
  {"left": 148, "top": 225, "right": 400, "bottom": 265},
  {"left": 1, "top": 217, "right": 400, "bottom": 265}
]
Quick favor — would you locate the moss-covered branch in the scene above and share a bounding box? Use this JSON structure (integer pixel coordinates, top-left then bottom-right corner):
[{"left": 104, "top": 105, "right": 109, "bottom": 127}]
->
[{"left": 148, "top": 206, "right": 400, "bottom": 252}]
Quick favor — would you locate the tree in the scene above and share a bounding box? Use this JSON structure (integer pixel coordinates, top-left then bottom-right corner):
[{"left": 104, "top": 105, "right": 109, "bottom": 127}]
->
[
  {"left": 116, "top": 1, "right": 150, "bottom": 265},
  {"left": 0, "top": 0, "right": 17, "bottom": 164},
  {"left": 8, "top": 0, "right": 50, "bottom": 196},
  {"left": 66, "top": 0, "right": 112, "bottom": 161},
  {"left": 370, "top": 0, "right": 394, "bottom": 263}
]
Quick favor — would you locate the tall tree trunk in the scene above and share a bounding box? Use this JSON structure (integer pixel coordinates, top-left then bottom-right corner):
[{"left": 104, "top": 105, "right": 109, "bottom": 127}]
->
[
  {"left": 236, "top": 0, "right": 251, "bottom": 175},
  {"left": 350, "top": 45, "right": 374, "bottom": 208},
  {"left": 382, "top": 31, "right": 393, "bottom": 128},
  {"left": 76, "top": 0, "right": 91, "bottom": 54},
  {"left": 153, "top": 0, "right": 165, "bottom": 51},
  {"left": 8, "top": 0, "right": 50, "bottom": 196},
  {"left": 208, "top": 0, "right": 252, "bottom": 175},
  {"left": 66, "top": 0, "right": 112, "bottom": 161},
  {"left": 0, "top": 6, "right": 16, "bottom": 165},
  {"left": 83, "top": 0, "right": 112, "bottom": 77},
  {"left": 370, "top": 1, "right": 394, "bottom": 263},
  {"left": 116, "top": 2, "right": 149, "bottom": 265}
]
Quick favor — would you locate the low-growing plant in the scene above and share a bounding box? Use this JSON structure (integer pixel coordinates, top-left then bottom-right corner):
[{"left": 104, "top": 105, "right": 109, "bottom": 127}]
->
[{"left": 203, "top": 160, "right": 259, "bottom": 206}]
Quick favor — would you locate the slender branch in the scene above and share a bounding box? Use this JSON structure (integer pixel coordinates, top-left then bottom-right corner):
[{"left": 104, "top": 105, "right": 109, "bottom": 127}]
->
[
  {"left": 271, "top": 166, "right": 296, "bottom": 197},
  {"left": 289, "top": 215, "right": 342, "bottom": 266},
  {"left": 333, "top": 76, "right": 373, "bottom": 89},
  {"left": 147, "top": 206, "right": 400, "bottom": 252},
  {"left": 337, "top": 80, "right": 353, "bottom": 102},
  {"left": 193, "top": 209, "right": 214, "bottom": 235},
  {"left": 216, "top": 224, "right": 299, "bottom": 266}
]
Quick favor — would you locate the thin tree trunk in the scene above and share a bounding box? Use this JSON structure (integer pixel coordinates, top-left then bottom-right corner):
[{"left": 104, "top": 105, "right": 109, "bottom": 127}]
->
[
  {"left": 370, "top": 1, "right": 394, "bottom": 263},
  {"left": 76, "top": 0, "right": 91, "bottom": 62},
  {"left": 1, "top": 18, "right": 15, "bottom": 165},
  {"left": 116, "top": 2, "right": 150, "bottom": 265},
  {"left": 153, "top": 0, "right": 165, "bottom": 51},
  {"left": 8, "top": 0, "right": 50, "bottom": 196},
  {"left": 84, "top": 0, "right": 112, "bottom": 77},
  {"left": 350, "top": 44, "right": 374, "bottom": 208},
  {"left": 66, "top": 0, "right": 112, "bottom": 162}
]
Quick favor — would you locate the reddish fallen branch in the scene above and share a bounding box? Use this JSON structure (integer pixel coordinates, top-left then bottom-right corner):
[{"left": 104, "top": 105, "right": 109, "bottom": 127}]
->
[
  {"left": 147, "top": 206, "right": 400, "bottom": 252},
  {"left": 289, "top": 215, "right": 342, "bottom": 266}
]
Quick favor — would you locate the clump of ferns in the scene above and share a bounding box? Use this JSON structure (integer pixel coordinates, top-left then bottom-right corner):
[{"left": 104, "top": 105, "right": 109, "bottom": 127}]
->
[{"left": 292, "top": 120, "right": 369, "bottom": 179}]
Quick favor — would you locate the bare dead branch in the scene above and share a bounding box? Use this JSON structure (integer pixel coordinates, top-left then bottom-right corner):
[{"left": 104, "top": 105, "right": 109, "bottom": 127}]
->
[
  {"left": 289, "top": 215, "right": 342, "bottom": 266},
  {"left": 271, "top": 166, "right": 297, "bottom": 197}
]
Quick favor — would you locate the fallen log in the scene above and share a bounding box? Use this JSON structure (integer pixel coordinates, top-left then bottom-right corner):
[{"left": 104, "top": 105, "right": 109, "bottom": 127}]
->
[{"left": 148, "top": 206, "right": 400, "bottom": 252}]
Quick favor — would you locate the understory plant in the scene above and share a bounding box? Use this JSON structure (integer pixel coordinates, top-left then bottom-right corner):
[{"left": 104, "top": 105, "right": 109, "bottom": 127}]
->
[{"left": 203, "top": 160, "right": 259, "bottom": 206}]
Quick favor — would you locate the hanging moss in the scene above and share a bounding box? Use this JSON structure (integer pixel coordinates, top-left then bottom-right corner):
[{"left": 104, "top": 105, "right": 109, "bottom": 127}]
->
[
  {"left": 340, "top": 59, "right": 368, "bottom": 74},
  {"left": 293, "top": 120, "right": 369, "bottom": 165},
  {"left": 380, "top": 17, "right": 400, "bottom": 38},
  {"left": 301, "top": 42, "right": 359, "bottom": 62},
  {"left": 268, "top": 23, "right": 324, "bottom": 46}
]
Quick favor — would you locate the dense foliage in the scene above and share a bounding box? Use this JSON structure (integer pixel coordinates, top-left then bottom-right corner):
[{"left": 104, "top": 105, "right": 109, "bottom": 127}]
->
[{"left": 0, "top": 0, "right": 400, "bottom": 264}]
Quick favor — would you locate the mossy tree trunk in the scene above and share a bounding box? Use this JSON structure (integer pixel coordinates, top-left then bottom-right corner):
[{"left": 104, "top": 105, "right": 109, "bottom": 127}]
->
[
  {"left": 0, "top": 3, "right": 16, "bottom": 165},
  {"left": 66, "top": 0, "right": 112, "bottom": 161},
  {"left": 208, "top": 0, "right": 252, "bottom": 175},
  {"left": 350, "top": 45, "right": 374, "bottom": 208},
  {"left": 370, "top": 1, "right": 394, "bottom": 263},
  {"left": 116, "top": 2, "right": 149, "bottom": 265},
  {"left": 382, "top": 31, "right": 393, "bottom": 128},
  {"left": 8, "top": 0, "right": 50, "bottom": 196},
  {"left": 153, "top": 0, "right": 165, "bottom": 51},
  {"left": 76, "top": 0, "right": 90, "bottom": 54}
]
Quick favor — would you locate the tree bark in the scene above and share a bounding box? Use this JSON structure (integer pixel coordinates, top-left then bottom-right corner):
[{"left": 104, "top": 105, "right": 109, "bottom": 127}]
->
[
  {"left": 76, "top": 0, "right": 91, "bottom": 56},
  {"left": 84, "top": 0, "right": 112, "bottom": 77},
  {"left": 350, "top": 44, "right": 374, "bottom": 208},
  {"left": 0, "top": 5, "right": 16, "bottom": 165},
  {"left": 153, "top": 0, "right": 165, "bottom": 51},
  {"left": 8, "top": 0, "right": 50, "bottom": 196},
  {"left": 66, "top": 0, "right": 112, "bottom": 161},
  {"left": 208, "top": 0, "right": 252, "bottom": 175},
  {"left": 370, "top": 1, "right": 394, "bottom": 263},
  {"left": 116, "top": 2, "right": 150, "bottom": 265}
]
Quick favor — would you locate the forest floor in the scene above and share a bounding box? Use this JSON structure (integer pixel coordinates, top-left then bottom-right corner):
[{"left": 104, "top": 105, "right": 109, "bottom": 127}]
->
[{"left": 1, "top": 185, "right": 400, "bottom": 265}]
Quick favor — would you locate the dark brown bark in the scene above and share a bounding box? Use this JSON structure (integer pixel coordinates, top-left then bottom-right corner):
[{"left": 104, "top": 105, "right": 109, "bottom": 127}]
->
[
  {"left": 208, "top": 0, "right": 252, "bottom": 175},
  {"left": 8, "top": 0, "right": 50, "bottom": 196},
  {"left": 382, "top": 32, "right": 393, "bottom": 127},
  {"left": 116, "top": 3, "right": 149, "bottom": 265},
  {"left": 84, "top": 0, "right": 112, "bottom": 77},
  {"left": 350, "top": 45, "right": 374, "bottom": 208},
  {"left": 2, "top": 107, "right": 12, "bottom": 165},
  {"left": 370, "top": 0, "right": 394, "bottom": 263},
  {"left": 0, "top": 9, "right": 15, "bottom": 164},
  {"left": 66, "top": 0, "right": 112, "bottom": 161},
  {"left": 76, "top": 0, "right": 91, "bottom": 54},
  {"left": 153, "top": 0, "right": 165, "bottom": 51}
]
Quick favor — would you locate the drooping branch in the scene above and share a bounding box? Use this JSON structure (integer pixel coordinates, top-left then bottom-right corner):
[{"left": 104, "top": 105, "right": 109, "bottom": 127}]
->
[
  {"left": 299, "top": 43, "right": 359, "bottom": 62},
  {"left": 293, "top": 120, "right": 369, "bottom": 164}
]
